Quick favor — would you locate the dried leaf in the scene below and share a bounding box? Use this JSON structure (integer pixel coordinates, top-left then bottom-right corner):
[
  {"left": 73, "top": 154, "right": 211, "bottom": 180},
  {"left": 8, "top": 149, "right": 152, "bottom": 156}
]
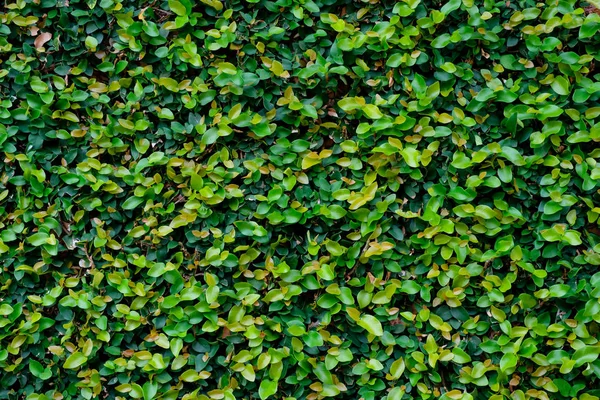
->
[{"left": 34, "top": 32, "right": 52, "bottom": 49}]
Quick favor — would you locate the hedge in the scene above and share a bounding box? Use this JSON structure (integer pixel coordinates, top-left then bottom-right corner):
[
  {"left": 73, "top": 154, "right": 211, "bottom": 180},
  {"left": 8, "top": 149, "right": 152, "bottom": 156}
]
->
[{"left": 1, "top": 0, "right": 600, "bottom": 399}]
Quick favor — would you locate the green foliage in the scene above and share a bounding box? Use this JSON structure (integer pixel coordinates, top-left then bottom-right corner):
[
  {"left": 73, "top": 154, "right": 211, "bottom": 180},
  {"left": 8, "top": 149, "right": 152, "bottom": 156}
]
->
[{"left": 1, "top": 0, "right": 600, "bottom": 399}]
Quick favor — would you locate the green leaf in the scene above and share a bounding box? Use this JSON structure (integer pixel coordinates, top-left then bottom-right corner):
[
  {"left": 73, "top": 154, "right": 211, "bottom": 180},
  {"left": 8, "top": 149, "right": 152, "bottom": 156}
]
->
[
  {"left": 142, "top": 383, "right": 158, "bottom": 400},
  {"left": 158, "top": 77, "right": 180, "bottom": 92},
  {"left": 452, "top": 347, "right": 472, "bottom": 364},
  {"left": 269, "top": 60, "right": 285, "bottom": 76},
  {"left": 29, "top": 360, "right": 51, "bottom": 380},
  {"left": 499, "top": 353, "right": 518, "bottom": 372},
  {"left": 573, "top": 345, "right": 600, "bottom": 367},
  {"left": 401, "top": 148, "right": 420, "bottom": 168},
  {"left": 170, "top": 338, "right": 183, "bottom": 357},
  {"left": 64, "top": 352, "right": 88, "bottom": 369},
  {"left": 541, "top": 226, "right": 563, "bottom": 242},
  {"left": 338, "top": 97, "right": 364, "bottom": 111},
  {"left": 259, "top": 379, "right": 277, "bottom": 400},
  {"left": 303, "top": 331, "right": 324, "bottom": 347},
  {"left": 494, "top": 235, "right": 514, "bottom": 252},
  {"left": 447, "top": 187, "right": 476, "bottom": 202},
  {"left": 497, "top": 166, "right": 512, "bottom": 183},
  {"left": 27, "top": 232, "right": 49, "bottom": 246},
  {"left": 475, "top": 205, "right": 496, "bottom": 219},
  {"left": 180, "top": 369, "right": 201, "bottom": 382},
  {"left": 500, "top": 147, "right": 526, "bottom": 166},
  {"left": 358, "top": 315, "right": 383, "bottom": 336},
  {"left": 220, "top": 62, "right": 237, "bottom": 75},
  {"left": 543, "top": 201, "right": 562, "bottom": 215},
  {"left": 389, "top": 358, "right": 405, "bottom": 379},
  {"left": 287, "top": 325, "right": 306, "bottom": 336},
  {"left": 30, "top": 79, "right": 49, "bottom": 93},
  {"left": 122, "top": 196, "right": 144, "bottom": 210},
  {"left": 143, "top": 22, "right": 160, "bottom": 37},
  {"left": 168, "top": 0, "right": 187, "bottom": 15},
  {"left": 551, "top": 76, "right": 570, "bottom": 96},
  {"left": 328, "top": 205, "right": 347, "bottom": 219},
  {"left": 362, "top": 104, "right": 383, "bottom": 119},
  {"left": 399, "top": 281, "right": 420, "bottom": 294},
  {"left": 158, "top": 108, "right": 174, "bottom": 120},
  {"left": 290, "top": 139, "right": 310, "bottom": 152},
  {"left": 431, "top": 34, "right": 451, "bottom": 49},
  {"left": 440, "top": 0, "right": 461, "bottom": 15},
  {"left": 580, "top": 21, "right": 600, "bottom": 39},
  {"left": 325, "top": 240, "right": 346, "bottom": 256},
  {"left": 252, "top": 122, "right": 273, "bottom": 137},
  {"left": 317, "top": 294, "right": 339, "bottom": 308},
  {"left": 475, "top": 88, "right": 496, "bottom": 102},
  {"left": 301, "top": 104, "right": 318, "bottom": 119},
  {"left": 549, "top": 284, "right": 571, "bottom": 298},
  {"left": 563, "top": 230, "right": 582, "bottom": 246},
  {"left": 85, "top": 36, "right": 98, "bottom": 51},
  {"left": 387, "top": 53, "right": 403, "bottom": 67},
  {"left": 0, "top": 304, "right": 14, "bottom": 315},
  {"left": 496, "top": 90, "right": 519, "bottom": 103},
  {"left": 538, "top": 104, "right": 564, "bottom": 119}
]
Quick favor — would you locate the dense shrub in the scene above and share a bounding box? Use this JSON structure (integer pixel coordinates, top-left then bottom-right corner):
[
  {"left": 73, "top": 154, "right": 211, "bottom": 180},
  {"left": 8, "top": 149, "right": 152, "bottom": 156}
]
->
[{"left": 1, "top": 0, "right": 600, "bottom": 399}]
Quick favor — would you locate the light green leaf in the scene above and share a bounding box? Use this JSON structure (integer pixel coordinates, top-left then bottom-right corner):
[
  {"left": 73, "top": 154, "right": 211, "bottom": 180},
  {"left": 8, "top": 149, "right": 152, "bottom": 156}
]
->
[
  {"left": 259, "top": 379, "right": 277, "bottom": 400},
  {"left": 358, "top": 315, "right": 383, "bottom": 336},
  {"left": 499, "top": 353, "right": 518, "bottom": 372},
  {"left": 401, "top": 148, "right": 420, "bottom": 168},
  {"left": 168, "top": 0, "right": 187, "bottom": 15},
  {"left": 573, "top": 345, "right": 600, "bottom": 367},
  {"left": 0, "top": 304, "right": 14, "bottom": 315},
  {"left": 64, "top": 352, "right": 88, "bottom": 369},
  {"left": 551, "top": 76, "right": 570, "bottom": 96},
  {"left": 85, "top": 36, "right": 98, "bottom": 51},
  {"left": 362, "top": 104, "right": 383, "bottom": 119},
  {"left": 27, "top": 232, "right": 50, "bottom": 246}
]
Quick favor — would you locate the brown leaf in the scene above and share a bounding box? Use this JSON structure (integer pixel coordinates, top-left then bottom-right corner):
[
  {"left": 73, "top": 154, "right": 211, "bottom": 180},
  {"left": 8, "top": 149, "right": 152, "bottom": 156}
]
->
[
  {"left": 34, "top": 32, "right": 52, "bottom": 49},
  {"left": 121, "top": 349, "right": 135, "bottom": 357}
]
